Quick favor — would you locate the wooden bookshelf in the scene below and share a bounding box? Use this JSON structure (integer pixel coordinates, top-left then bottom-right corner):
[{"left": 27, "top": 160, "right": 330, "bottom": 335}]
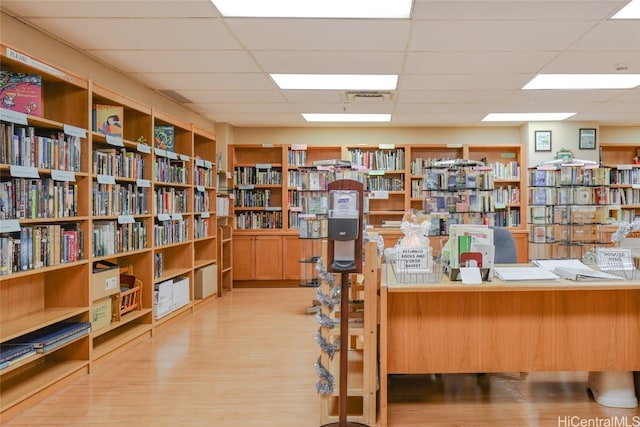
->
[
  {"left": 1, "top": 43, "right": 91, "bottom": 422},
  {"left": 0, "top": 43, "right": 218, "bottom": 422}
]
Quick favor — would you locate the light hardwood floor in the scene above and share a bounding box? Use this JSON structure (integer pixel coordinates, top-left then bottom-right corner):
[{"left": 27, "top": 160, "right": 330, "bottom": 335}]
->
[{"left": 3, "top": 288, "right": 638, "bottom": 426}]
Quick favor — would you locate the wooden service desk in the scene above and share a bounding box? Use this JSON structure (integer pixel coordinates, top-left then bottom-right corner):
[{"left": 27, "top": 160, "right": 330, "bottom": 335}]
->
[{"left": 379, "top": 264, "right": 640, "bottom": 427}]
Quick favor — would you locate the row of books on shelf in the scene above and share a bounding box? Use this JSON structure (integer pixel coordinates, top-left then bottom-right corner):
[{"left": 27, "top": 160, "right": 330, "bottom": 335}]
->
[
  {"left": 92, "top": 220, "right": 147, "bottom": 257},
  {"left": 610, "top": 166, "right": 640, "bottom": 186},
  {"left": 287, "top": 149, "right": 307, "bottom": 166},
  {"left": 216, "top": 196, "right": 229, "bottom": 216},
  {"left": 153, "top": 188, "right": 189, "bottom": 214},
  {"left": 1, "top": 321, "right": 91, "bottom": 370},
  {"left": 92, "top": 182, "right": 148, "bottom": 216},
  {"left": 423, "top": 169, "right": 494, "bottom": 191},
  {"left": 1, "top": 178, "right": 78, "bottom": 220},
  {"left": 423, "top": 193, "right": 495, "bottom": 214},
  {"left": 488, "top": 161, "right": 520, "bottom": 180},
  {"left": 153, "top": 157, "right": 188, "bottom": 184},
  {"left": 154, "top": 219, "right": 189, "bottom": 246},
  {"left": 234, "top": 189, "right": 272, "bottom": 208},
  {"left": 610, "top": 187, "right": 640, "bottom": 206},
  {"left": 346, "top": 148, "right": 405, "bottom": 171},
  {"left": 365, "top": 175, "right": 405, "bottom": 191},
  {"left": 234, "top": 166, "right": 283, "bottom": 186},
  {"left": 193, "top": 191, "right": 210, "bottom": 213},
  {"left": 287, "top": 169, "right": 332, "bottom": 190},
  {"left": 530, "top": 166, "right": 611, "bottom": 187},
  {"left": 234, "top": 211, "right": 283, "bottom": 230},
  {"left": 93, "top": 147, "right": 145, "bottom": 179},
  {"left": 528, "top": 224, "right": 611, "bottom": 244},
  {"left": 0, "top": 224, "right": 83, "bottom": 275},
  {"left": 528, "top": 187, "right": 611, "bottom": 206},
  {"left": 194, "top": 216, "right": 211, "bottom": 239},
  {"left": 494, "top": 186, "right": 521, "bottom": 206},
  {"left": 1, "top": 123, "right": 83, "bottom": 171},
  {"left": 194, "top": 167, "right": 214, "bottom": 187},
  {"left": 410, "top": 157, "right": 454, "bottom": 175},
  {"left": 529, "top": 205, "right": 611, "bottom": 225}
]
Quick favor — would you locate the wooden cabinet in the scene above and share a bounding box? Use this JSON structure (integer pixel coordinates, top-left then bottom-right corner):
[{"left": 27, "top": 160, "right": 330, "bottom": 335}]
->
[
  {"left": 232, "top": 234, "right": 283, "bottom": 281},
  {"left": 283, "top": 234, "right": 305, "bottom": 281}
]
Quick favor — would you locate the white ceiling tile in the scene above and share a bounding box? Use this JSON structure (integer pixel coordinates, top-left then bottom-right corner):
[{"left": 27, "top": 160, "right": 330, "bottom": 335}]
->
[
  {"left": 1, "top": 1, "right": 218, "bottom": 18},
  {"left": 412, "top": 1, "right": 627, "bottom": 20},
  {"left": 409, "top": 20, "right": 597, "bottom": 51},
  {"left": 404, "top": 51, "right": 557, "bottom": 74},
  {"left": 24, "top": 17, "right": 237, "bottom": 50},
  {"left": 396, "top": 90, "right": 512, "bottom": 104},
  {"left": 251, "top": 51, "right": 406, "bottom": 74},
  {"left": 400, "top": 74, "right": 531, "bottom": 91},
  {"left": 225, "top": 18, "right": 411, "bottom": 51},
  {"left": 541, "top": 51, "right": 640, "bottom": 73},
  {"left": 570, "top": 20, "right": 640, "bottom": 51},
  {"left": 129, "top": 72, "right": 276, "bottom": 90},
  {"left": 175, "top": 90, "right": 287, "bottom": 103},
  {"left": 85, "top": 50, "right": 260, "bottom": 73}
]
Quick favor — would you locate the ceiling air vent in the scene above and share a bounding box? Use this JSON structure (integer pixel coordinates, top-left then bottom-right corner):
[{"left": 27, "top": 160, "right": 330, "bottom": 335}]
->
[
  {"left": 342, "top": 91, "right": 394, "bottom": 103},
  {"left": 158, "top": 89, "right": 193, "bottom": 104}
]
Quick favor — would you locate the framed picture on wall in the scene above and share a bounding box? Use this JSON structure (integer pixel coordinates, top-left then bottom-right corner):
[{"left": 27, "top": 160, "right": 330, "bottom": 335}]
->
[
  {"left": 579, "top": 128, "right": 597, "bottom": 150},
  {"left": 535, "top": 130, "right": 552, "bottom": 152}
]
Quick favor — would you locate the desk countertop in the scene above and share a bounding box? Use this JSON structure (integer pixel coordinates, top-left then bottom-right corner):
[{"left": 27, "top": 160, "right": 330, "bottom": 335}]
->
[{"left": 382, "top": 263, "right": 640, "bottom": 293}]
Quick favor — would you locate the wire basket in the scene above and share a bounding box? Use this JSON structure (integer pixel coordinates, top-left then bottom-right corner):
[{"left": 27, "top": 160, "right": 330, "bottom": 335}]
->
[{"left": 388, "top": 256, "right": 444, "bottom": 284}]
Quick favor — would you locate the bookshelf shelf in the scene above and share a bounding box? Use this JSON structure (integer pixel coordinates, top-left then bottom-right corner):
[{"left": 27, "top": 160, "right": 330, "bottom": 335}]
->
[{"left": 91, "top": 321, "right": 153, "bottom": 362}]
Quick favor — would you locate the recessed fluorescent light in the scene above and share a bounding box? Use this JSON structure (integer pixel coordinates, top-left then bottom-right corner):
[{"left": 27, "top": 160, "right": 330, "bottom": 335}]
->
[
  {"left": 482, "top": 113, "right": 576, "bottom": 122},
  {"left": 303, "top": 113, "right": 391, "bottom": 122},
  {"left": 211, "top": 0, "right": 413, "bottom": 18},
  {"left": 612, "top": 0, "right": 640, "bottom": 19},
  {"left": 271, "top": 74, "right": 398, "bottom": 90},
  {"left": 523, "top": 74, "right": 640, "bottom": 90}
]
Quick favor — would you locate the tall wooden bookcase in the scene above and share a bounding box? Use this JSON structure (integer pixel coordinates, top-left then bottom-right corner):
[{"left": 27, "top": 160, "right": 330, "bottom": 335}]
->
[{"left": 0, "top": 43, "right": 217, "bottom": 422}]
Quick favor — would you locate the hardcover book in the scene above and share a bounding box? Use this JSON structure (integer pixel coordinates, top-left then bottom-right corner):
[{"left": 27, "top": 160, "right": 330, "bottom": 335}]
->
[
  {"left": 154, "top": 125, "right": 175, "bottom": 152},
  {"left": 0, "top": 71, "right": 43, "bottom": 117},
  {"left": 93, "top": 104, "right": 124, "bottom": 137}
]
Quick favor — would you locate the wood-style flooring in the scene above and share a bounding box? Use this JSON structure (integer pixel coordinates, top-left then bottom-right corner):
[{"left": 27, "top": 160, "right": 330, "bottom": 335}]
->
[{"left": 3, "top": 288, "right": 638, "bottom": 426}]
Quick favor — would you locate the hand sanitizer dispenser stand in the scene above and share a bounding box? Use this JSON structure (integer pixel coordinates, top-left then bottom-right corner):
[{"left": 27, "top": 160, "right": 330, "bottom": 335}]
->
[{"left": 322, "top": 180, "right": 367, "bottom": 427}]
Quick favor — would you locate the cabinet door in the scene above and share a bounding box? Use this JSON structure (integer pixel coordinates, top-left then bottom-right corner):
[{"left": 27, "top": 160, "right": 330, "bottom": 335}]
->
[
  {"left": 283, "top": 235, "right": 304, "bottom": 280},
  {"left": 255, "top": 235, "right": 283, "bottom": 280},
  {"left": 233, "top": 235, "right": 255, "bottom": 280}
]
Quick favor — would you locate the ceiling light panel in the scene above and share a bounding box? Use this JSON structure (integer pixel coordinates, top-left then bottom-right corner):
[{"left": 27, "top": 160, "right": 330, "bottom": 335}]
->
[
  {"left": 211, "top": 0, "right": 413, "bottom": 18},
  {"left": 482, "top": 113, "right": 576, "bottom": 122},
  {"left": 303, "top": 113, "right": 392, "bottom": 122},
  {"left": 611, "top": 0, "right": 640, "bottom": 19},
  {"left": 271, "top": 74, "right": 398, "bottom": 90},
  {"left": 523, "top": 74, "right": 640, "bottom": 90}
]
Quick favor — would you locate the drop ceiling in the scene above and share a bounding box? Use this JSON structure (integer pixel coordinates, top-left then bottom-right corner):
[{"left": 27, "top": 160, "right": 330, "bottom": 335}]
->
[{"left": 2, "top": 0, "right": 639, "bottom": 127}]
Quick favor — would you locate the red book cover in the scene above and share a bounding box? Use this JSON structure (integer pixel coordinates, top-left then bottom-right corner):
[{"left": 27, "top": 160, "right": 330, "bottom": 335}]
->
[{"left": 0, "top": 72, "right": 43, "bottom": 117}]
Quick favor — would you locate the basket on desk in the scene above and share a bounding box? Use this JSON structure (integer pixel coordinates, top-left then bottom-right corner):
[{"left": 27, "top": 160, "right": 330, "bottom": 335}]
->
[{"left": 112, "top": 265, "right": 143, "bottom": 321}]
